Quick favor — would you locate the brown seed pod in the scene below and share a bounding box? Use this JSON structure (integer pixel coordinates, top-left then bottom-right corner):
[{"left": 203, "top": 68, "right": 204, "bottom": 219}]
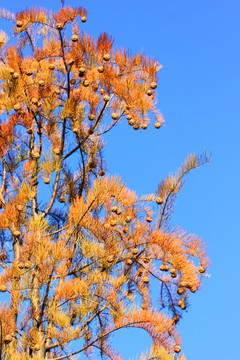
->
[
  {"left": 173, "top": 315, "right": 180, "bottom": 324},
  {"left": 56, "top": 23, "right": 63, "bottom": 30},
  {"left": 44, "top": 177, "right": 50, "bottom": 184},
  {"left": 13, "top": 230, "right": 21, "bottom": 237},
  {"left": 71, "top": 34, "right": 78, "bottom": 42},
  {"left": 143, "top": 257, "right": 150, "bottom": 264},
  {"left": 110, "top": 219, "right": 117, "bottom": 227},
  {"left": 126, "top": 259, "right": 133, "bottom": 266},
  {"left": 97, "top": 66, "right": 104, "bottom": 73},
  {"left": 72, "top": 127, "right": 79, "bottom": 134},
  {"left": 81, "top": 16, "right": 87, "bottom": 23},
  {"left": 136, "top": 268, "right": 143, "bottom": 277},
  {"left": 116, "top": 207, "right": 122, "bottom": 215},
  {"left": 142, "top": 276, "right": 149, "bottom": 284},
  {"left": 133, "top": 124, "right": 140, "bottom": 130},
  {"left": 88, "top": 114, "right": 95, "bottom": 121},
  {"left": 38, "top": 80, "right": 45, "bottom": 86},
  {"left": 103, "top": 94, "right": 110, "bottom": 102},
  {"left": 141, "top": 302, "right": 148, "bottom": 310},
  {"left": 32, "top": 97, "right": 38, "bottom": 105},
  {"left": 17, "top": 262, "right": 25, "bottom": 269},
  {"left": 174, "top": 345, "right": 181, "bottom": 353},
  {"left": 107, "top": 255, "right": 114, "bottom": 263},
  {"left": 126, "top": 114, "right": 132, "bottom": 120},
  {"left": 59, "top": 196, "right": 65, "bottom": 203},
  {"left": 156, "top": 197, "right": 164, "bottom": 205},
  {"left": 55, "top": 88, "right": 61, "bottom": 95},
  {"left": 154, "top": 122, "right": 161, "bottom": 129},
  {"left": 122, "top": 227, "right": 128, "bottom": 234},
  {"left": 53, "top": 147, "right": 61, "bottom": 155},
  {"left": 190, "top": 286, "right": 197, "bottom": 293},
  {"left": 147, "top": 89, "right": 153, "bottom": 96},
  {"left": 3, "top": 334, "right": 12, "bottom": 344},
  {"left": 0, "top": 253, "right": 6, "bottom": 261},
  {"left": 49, "top": 64, "right": 55, "bottom": 70},
  {"left": 16, "top": 20, "right": 23, "bottom": 28},
  {"left": 27, "top": 128, "right": 33, "bottom": 135},
  {"left": 125, "top": 216, "right": 131, "bottom": 223},
  {"left": 111, "top": 206, "right": 118, "bottom": 213},
  {"left": 13, "top": 103, "right": 21, "bottom": 111},
  {"left": 99, "top": 170, "right": 105, "bottom": 176},
  {"left": 31, "top": 150, "right": 40, "bottom": 159},
  {"left": 131, "top": 248, "right": 138, "bottom": 255},
  {"left": 150, "top": 81, "right": 157, "bottom": 89},
  {"left": 199, "top": 265, "right": 206, "bottom": 274},
  {"left": 100, "top": 88, "right": 105, "bottom": 95},
  {"left": 111, "top": 112, "right": 118, "bottom": 120},
  {"left": 88, "top": 128, "right": 94, "bottom": 135},
  {"left": 141, "top": 123, "right": 148, "bottom": 130},
  {"left": 177, "top": 288, "right": 184, "bottom": 295},
  {"left": 0, "top": 284, "right": 7, "bottom": 292},
  {"left": 103, "top": 53, "right": 110, "bottom": 61},
  {"left": 146, "top": 216, "right": 152, "bottom": 223},
  {"left": 128, "top": 119, "right": 135, "bottom": 126},
  {"left": 26, "top": 69, "right": 33, "bottom": 76},
  {"left": 83, "top": 80, "right": 89, "bottom": 87},
  {"left": 67, "top": 58, "right": 74, "bottom": 66},
  {"left": 78, "top": 67, "right": 85, "bottom": 77}
]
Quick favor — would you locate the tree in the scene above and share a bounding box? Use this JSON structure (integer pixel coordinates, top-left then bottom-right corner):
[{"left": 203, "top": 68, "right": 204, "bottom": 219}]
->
[{"left": 0, "top": 5, "right": 209, "bottom": 360}]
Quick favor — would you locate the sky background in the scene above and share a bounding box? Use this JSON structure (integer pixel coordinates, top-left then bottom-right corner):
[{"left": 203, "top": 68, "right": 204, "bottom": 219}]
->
[{"left": 0, "top": 0, "right": 240, "bottom": 359}]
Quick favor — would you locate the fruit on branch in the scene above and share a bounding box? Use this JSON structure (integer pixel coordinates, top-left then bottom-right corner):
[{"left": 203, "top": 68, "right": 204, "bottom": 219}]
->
[
  {"left": 199, "top": 266, "right": 206, "bottom": 274},
  {"left": 71, "top": 35, "right": 78, "bottom": 42},
  {"left": 103, "top": 53, "right": 110, "bottom": 61},
  {"left": 156, "top": 197, "right": 164, "bottom": 205},
  {"left": 150, "top": 81, "right": 157, "bottom": 89}
]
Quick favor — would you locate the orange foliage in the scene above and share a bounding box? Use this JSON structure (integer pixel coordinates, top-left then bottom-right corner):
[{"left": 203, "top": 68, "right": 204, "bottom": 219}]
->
[{"left": 0, "top": 4, "right": 209, "bottom": 360}]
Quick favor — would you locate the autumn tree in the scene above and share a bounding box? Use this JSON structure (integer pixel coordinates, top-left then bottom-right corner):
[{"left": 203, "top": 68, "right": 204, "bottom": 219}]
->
[{"left": 0, "top": 5, "right": 209, "bottom": 360}]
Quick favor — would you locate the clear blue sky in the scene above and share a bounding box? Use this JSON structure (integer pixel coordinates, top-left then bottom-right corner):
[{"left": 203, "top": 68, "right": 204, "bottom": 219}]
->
[{"left": 1, "top": 1, "right": 240, "bottom": 359}]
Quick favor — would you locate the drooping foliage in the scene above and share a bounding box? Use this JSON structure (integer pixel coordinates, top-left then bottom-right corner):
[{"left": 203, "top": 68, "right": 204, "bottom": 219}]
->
[{"left": 0, "top": 5, "right": 209, "bottom": 360}]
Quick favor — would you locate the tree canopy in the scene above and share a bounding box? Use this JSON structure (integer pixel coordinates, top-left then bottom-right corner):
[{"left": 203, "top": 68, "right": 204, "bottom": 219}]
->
[{"left": 0, "top": 5, "right": 209, "bottom": 360}]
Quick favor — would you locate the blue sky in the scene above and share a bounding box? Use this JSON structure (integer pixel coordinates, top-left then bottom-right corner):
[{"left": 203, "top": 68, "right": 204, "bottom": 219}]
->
[{"left": 1, "top": 0, "right": 240, "bottom": 359}]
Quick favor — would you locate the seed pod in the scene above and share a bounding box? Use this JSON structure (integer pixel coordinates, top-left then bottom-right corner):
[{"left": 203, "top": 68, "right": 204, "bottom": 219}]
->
[
  {"left": 13, "top": 103, "right": 21, "bottom": 111},
  {"left": 26, "top": 69, "right": 33, "bottom": 76},
  {"left": 116, "top": 207, "right": 122, "bottom": 215},
  {"left": 146, "top": 216, "right": 152, "bottom": 223},
  {"left": 32, "top": 97, "right": 38, "bottom": 105},
  {"left": 103, "top": 53, "right": 110, "bottom": 61},
  {"left": 143, "top": 257, "right": 150, "bottom": 264},
  {"left": 125, "top": 216, "right": 131, "bottom": 223},
  {"left": 83, "top": 80, "right": 89, "bottom": 87},
  {"left": 0, "top": 284, "right": 7, "bottom": 292},
  {"left": 126, "top": 259, "right": 133, "bottom": 266},
  {"left": 103, "top": 94, "right": 110, "bottom": 102},
  {"left": 97, "top": 66, "right": 104, "bottom": 73},
  {"left": 3, "top": 335, "right": 12, "bottom": 344},
  {"left": 99, "top": 170, "right": 105, "bottom": 176},
  {"left": 111, "top": 206, "right": 117, "bottom": 213},
  {"left": 59, "top": 196, "right": 65, "bottom": 203},
  {"left": 81, "top": 16, "right": 87, "bottom": 22},
  {"left": 49, "top": 64, "right": 55, "bottom": 70},
  {"left": 147, "top": 89, "right": 153, "bottom": 96},
  {"left": 100, "top": 88, "right": 105, "bottom": 95},
  {"left": 38, "top": 80, "right": 45, "bottom": 86},
  {"left": 128, "top": 119, "right": 135, "bottom": 126},
  {"left": 199, "top": 265, "right": 206, "bottom": 274},
  {"left": 141, "top": 123, "right": 148, "bottom": 129},
  {"left": 13, "top": 230, "right": 20, "bottom": 237},
  {"left": 156, "top": 197, "right": 163, "bottom": 205},
  {"left": 174, "top": 345, "right": 181, "bottom": 353},
  {"left": 53, "top": 147, "right": 61, "bottom": 155},
  {"left": 88, "top": 114, "right": 95, "bottom": 121},
  {"left": 67, "top": 58, "right": 74, "bottom": 66},
  {"left": 71, "top": 34, "right": 78, "bottom": 42},
  {"left": 126, "top": 114, "right": 132, "bottom": 120},
  {"left": 44, "top": 177, "right": 50, "bottom": 184},
  {"left": 56, "top": 23, "right": 63, "bottom": 30},
  {"left": 177, "top": 288, "right": 184, "bottom": 295},
  {"left": 0, "top": 253, "right": 6, "bottom": 261},
  {"left": 73, "top": 127, "right": 79, "bottom": 134},
  {"left": 111, "top": 113, "right": 118, "bottom": 120},
  {"left": 78, "top": 67, "right": 85, "bottom": 77},
  {"left": 131, "top": 248, "right": 138, "bottom": 255},
  {"left": 142, "top": 276, "right": 149, "bottom": 284},
  {"left": 107, "top": 255, "right": 114, "bottom": 263},
  {"left": 16, "top": 20, "right": 23, "bottom": 28},
  {"left": 150, "top": 81, "right": 157, "bottom": 89},
  {"left": 154, "top": 122, "right": 161, "bottom": 129},
  {"left": 133, "top": 124, "right": 140, "bottom": 130},
  {"left": 31, "top": 150, "right": 40, "bottom": 159}
]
